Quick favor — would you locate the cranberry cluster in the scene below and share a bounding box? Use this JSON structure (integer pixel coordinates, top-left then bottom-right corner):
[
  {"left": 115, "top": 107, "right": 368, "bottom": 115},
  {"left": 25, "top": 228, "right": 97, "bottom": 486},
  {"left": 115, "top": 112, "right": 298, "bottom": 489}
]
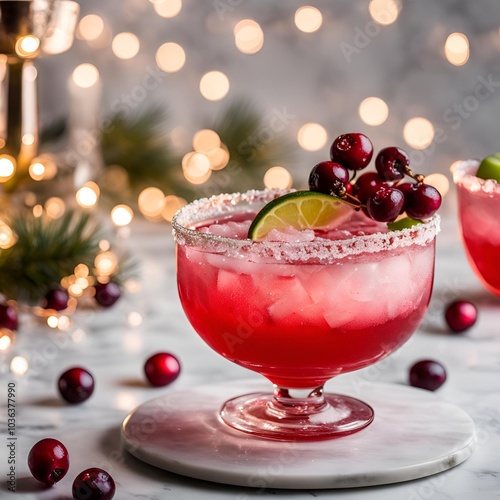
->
[{"left": 308, "top": 133, "right": 442, "bottom": 223}]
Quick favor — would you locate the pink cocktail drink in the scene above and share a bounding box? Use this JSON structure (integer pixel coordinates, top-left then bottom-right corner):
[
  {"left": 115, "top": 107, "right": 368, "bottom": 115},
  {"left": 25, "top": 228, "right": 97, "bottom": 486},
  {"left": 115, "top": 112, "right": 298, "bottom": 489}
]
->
[
  {"left": 173, "top": 190, "right": 439, "bottom": 440},
  {"left": 454, "top": 160, "right": 500, "bottom": 296}
]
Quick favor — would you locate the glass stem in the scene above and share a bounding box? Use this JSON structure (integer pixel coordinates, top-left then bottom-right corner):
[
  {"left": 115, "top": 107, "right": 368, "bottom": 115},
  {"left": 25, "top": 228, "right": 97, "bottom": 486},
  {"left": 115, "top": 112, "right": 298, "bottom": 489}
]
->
[{"left": 268, "top": 384, "right": 328, "bottom": 418}]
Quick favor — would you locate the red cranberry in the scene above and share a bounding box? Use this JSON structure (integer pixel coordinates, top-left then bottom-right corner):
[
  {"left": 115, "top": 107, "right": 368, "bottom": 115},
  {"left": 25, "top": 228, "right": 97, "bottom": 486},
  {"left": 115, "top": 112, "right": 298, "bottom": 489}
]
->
[
  {"left": 366, "top": 186, "right": 405, "bottom": 222},
  {"left": 43, "top": 289, "right": 69, "bottom": 311},
  {"left": 144, "top": 352, "right": 181, "bottom": 387},
  {"left": 403, "top": 183, "right": 442, "bottom": 220},
  {"left": 375, "top": 146, "right": 410, "bottom": 181},
  {"left": 352, "top": 172, "right": 385, "bottom": 203},
  {"left": 0, "top": 303, "right": 18, "bottom": 331},
  {"left": 94, "top": 282, "right": 121, "bottom": 308},
  {"left": 330, "top": 133, "right": 373, "bottom": 171},
  {"left": 409, "top": 360, "right": 446, "bottom": 391},
  {"left": 28, "top": 438, "right": 69, "bottom": 486},
  {"left": 72, "top": 468, "right": 115, "bottom": 500},
  {"left": 308, "top": 161, "right": 349, "bottom": 196},
  {"left": 58, "top": 367, "right": 95, "bottom": 404},
  {"left": 445, "top": 300, "right": 477, "bottom": 333}
]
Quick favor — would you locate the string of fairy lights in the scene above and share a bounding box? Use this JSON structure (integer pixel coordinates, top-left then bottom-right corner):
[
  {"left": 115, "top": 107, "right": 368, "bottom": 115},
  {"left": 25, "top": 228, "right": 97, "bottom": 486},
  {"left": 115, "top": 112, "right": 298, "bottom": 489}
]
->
[{"left": 0, "top": 0, "right": 482, "bottom": 375}]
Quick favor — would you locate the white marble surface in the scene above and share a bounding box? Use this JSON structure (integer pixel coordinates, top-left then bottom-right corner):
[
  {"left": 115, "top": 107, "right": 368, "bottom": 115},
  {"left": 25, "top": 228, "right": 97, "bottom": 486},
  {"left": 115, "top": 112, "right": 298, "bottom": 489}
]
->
[
  {"left": 2, "top": 204, "right": 500, "bottom": 499},
  {"left": 122, "top": 380, "right": 475, "bottom": 489}
]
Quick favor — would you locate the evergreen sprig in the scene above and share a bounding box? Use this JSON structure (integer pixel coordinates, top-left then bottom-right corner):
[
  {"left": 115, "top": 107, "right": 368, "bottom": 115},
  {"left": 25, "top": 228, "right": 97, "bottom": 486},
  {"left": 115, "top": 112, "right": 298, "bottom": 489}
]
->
[
  {"left": 206, "top": 100, "right": 296, "bottom": 193},
  {"left": 100, "top": 108, "right": 180, "bottom": 193},
  {"left": 0, "top": 211, "right": 101, "bottom": 304}
]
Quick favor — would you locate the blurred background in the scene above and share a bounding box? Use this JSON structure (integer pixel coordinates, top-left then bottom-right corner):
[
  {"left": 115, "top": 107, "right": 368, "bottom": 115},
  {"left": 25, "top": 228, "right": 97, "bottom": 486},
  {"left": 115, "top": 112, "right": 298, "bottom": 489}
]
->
[{"left": 9, "top": 0, "right": 500, "bottom": 218}]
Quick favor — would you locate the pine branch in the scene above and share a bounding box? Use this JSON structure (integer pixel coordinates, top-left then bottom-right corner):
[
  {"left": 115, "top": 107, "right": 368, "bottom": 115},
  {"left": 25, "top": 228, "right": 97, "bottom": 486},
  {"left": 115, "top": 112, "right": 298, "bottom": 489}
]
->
[{"left": 0, "top": 211, "right": 101, "bottom": 303}]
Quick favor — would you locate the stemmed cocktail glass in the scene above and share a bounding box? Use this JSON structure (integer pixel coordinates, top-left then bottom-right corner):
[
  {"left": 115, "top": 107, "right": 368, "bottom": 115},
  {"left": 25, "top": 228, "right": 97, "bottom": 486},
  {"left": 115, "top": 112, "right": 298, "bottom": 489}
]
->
[{"left": 172, "top": 190, "right": 439, "bottom": 441}]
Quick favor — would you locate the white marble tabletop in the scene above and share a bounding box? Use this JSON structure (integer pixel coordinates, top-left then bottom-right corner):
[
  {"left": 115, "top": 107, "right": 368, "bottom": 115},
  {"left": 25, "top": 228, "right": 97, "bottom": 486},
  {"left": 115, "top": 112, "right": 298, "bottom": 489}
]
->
[{"left": 1, "top": 195, "right": 500, "bottom": 500}]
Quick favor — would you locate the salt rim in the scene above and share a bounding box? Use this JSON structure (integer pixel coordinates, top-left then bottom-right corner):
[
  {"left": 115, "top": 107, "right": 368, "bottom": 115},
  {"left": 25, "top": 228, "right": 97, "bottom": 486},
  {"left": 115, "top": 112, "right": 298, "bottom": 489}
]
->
[
  {"left": 171, "top": 189, "right": 440, "bottom": 264},
  {"left": 453, "top": 159, "right": 500, "bottom": 195}
]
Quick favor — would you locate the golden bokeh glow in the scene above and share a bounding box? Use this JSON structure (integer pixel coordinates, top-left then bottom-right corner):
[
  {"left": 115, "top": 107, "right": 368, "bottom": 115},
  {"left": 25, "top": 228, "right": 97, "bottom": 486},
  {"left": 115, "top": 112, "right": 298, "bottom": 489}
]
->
[
  {"left": 138, "top": 187, "right": 165, "bottom": 218},
  {"left": 22, "top": 133, "right": 35, "bottom": 146},
  {"left": 182, "top": 152, "right": 211, "bottom": 177},
  {"left": 0, "top": 330, "right": 14, "bottom": 351},
  {"left": 111, "top": 205, "right": 134, "bottom": 226},
  {"left": 424, "top": 173, "right": 450, "bottom": 198},
  {"left": 0, "top": 221, "right": 16, "bottom": 249},
  {"left": 359, "top": 97, "right": 389, "bottom": 126},
  {"left": 234, "top": 19, "right": 264, "bottom": 54},
  {"left": 264, "top": 166, "right": 293, "bottom": 189},
  {"left": 78, "top": 14, "right": 105, "bottom": 41},
  {"left": 294, "top": 6, "right": 323, "bottom": 33},
  {"left": 44, "top": 197, "right": 66, "bottom": 219},
  {"left": 368, "top": 0, "right": 399, "bottom": 26},
  {"left": 112, "top": 32, "right": 140, "bottom": 60},
  {"left": 0, "top": 155, "right": 16, "bottom": 182},
  {"left": 10, "top": 356, "right": 28, "bottom": 376},
  {"left": 162, "top": 195, "right": 187, "bottom": 222},
  {"left": 153, "top": 0, "right": 182, "bottom": 18},
  {"left": 297, "top": 123, "right": 328, "bottom": 151},
  {"left": 76, "top": 182, "right": 100, "bottom": 208},
  {"left": 29, "top": 162, "right": 45, "bottom": 181},
  {"left": 72, "top": 64, "right": 99, "bottom": 89},
  {"left": 207, "top": 146, "right": 230, "bottom": 170},
  {"left": 445, "top": 33, "right": 469, "bottom": 66},
  {"left": 199, "top": 71, "right": 230, "bottom": 101},
  {"left": 156, "top": 42, "right": 186, "bottom": 73},
  {"left": 403, "top": 117, "right": 435, "bottom": 150},
  {"left": 193, "top": 129, "right": 221, "bottom": 153},
  {"left": 15, "top": 35, "right": 40, "bottom": 57},
  {"left": 95, "top": 251, "right": 119, "bottom": 276}
]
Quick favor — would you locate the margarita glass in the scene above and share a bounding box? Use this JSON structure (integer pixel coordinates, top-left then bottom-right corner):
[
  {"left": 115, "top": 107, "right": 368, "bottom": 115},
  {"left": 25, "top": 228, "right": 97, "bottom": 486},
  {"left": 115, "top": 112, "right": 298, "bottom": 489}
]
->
[
  {"left": 453, "top": 160, "right": 500, "bottom": 296},
  {"left": 172, "top": 190, "right": 439, "bottom": 441}
]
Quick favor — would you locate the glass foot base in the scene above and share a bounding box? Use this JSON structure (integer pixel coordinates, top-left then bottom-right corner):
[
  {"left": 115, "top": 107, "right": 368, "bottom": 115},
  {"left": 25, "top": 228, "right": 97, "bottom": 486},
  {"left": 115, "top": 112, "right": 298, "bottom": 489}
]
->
[{"left": 220, "top": 392, "right": 374, "bottom": 441}]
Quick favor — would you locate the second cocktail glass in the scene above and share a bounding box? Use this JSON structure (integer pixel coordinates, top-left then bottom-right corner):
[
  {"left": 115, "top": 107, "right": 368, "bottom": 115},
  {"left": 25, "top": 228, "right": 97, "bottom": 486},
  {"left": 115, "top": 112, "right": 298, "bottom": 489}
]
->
[{"left": 454, "top": 160, "right": 500, "bottom": 296}]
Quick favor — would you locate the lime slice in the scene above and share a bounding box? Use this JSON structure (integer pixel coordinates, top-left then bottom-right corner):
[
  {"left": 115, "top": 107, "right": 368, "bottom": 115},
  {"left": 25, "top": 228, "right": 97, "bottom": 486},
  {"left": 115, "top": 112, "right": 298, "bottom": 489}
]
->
[
  {"left": 387, "top": 217, "right": 422, "bottom": 231},
  {"left": 248, "top": 191, "right": 351, "bottom": 240},
  {"left": 477, "top": 153, "right": 500, "bottom": 182}
]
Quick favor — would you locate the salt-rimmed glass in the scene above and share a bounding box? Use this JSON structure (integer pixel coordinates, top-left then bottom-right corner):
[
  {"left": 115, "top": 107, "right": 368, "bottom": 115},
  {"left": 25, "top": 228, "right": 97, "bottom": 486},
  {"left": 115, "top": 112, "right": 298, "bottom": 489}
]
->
[
  {"left": 453, "top": 160, "right": 500, "bottom": 296},
  {"left": 172, "top": 190, "right": 440, "bottom": 441}
]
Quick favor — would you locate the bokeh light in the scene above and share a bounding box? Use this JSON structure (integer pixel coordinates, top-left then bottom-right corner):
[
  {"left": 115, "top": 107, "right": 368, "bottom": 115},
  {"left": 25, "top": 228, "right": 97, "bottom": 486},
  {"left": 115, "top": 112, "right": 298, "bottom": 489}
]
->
[
  {"left": 368, "top": 0, "right": 399, "bottom": 26},
  {"left": 77, "top": 14, "right": 104, "bottom": 41},
  {"left": 112, "top": 32, "right": 140, "bottom": 60},
  {"left": 199, "top": 71, "right": 230, "bottom": 101},
  {"left": 72, "top": 64, "right": 99, "bottom": 88},
  {"left": 44, "top": 197, "right": 66, "bottom": 219},
  {"left": 76, "top": 182, "right": 100, "bottom": 208},
  {"left": 206, "top": 146, "right": 230, "bottom": 170},
  {"left": 264, "top": 166, "right": 293, "bottom": 189},
  {"left": 153, "top": 0, "right": 182, "bottom": 18},
  {"left": 162, "top": 195, "right": 187, "bottom": 222},
  {"left": 0, "top": 221, "right": 16, "bottom": 249},
  {"left": 95, "top": 251, "right": 119, "bottom": 276},
  {"left": 403, "top": 117, "right": 435, "bottom": 149},
  {"left": 449, "top": 160, "right": 463, "bottom": 173},
  {"left": 10, "top": 356, "right": 28, "bottom": 376},
  {"left": 444, "top": 32, "right": 469, "bottom": 66},
  {"left": 138, "top": 187, "right": 165, "bottom": 219},
  {"left": 0, "top": 155, "right": 16, "bottom": 182},
  {"left": 234, "top": 19, "right": 264, "bottom": 54},
  {"left": 424, "top": 173, "right": 450, "bottom": 198},
  {"left": 294, "top": 6, "right": 323, "bottom": 33},
  {"left": 15, "top": 35, "right": 40, "bottom": 57},
  {"left": 193, "top": 129, "right": 221, "bottom": 152},
  {"left": 156, "top": 42, "right": 186, "bottom": 73},
  {"left": 111, "top": 205, "right": 134, "bottom": 226},
  {"left": 359, "top": 97, "right": 389, "bottom": 126},
  {"left": 297, "top": 123, "right": 328, "bottom": 151}
]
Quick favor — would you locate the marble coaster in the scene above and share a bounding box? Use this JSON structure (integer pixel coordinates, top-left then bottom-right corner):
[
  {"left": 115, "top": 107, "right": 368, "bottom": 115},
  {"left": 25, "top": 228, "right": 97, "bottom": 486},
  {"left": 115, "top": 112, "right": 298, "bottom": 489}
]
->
[{"left": 121, "top": 379, "right": 476, "bottom": 489}]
